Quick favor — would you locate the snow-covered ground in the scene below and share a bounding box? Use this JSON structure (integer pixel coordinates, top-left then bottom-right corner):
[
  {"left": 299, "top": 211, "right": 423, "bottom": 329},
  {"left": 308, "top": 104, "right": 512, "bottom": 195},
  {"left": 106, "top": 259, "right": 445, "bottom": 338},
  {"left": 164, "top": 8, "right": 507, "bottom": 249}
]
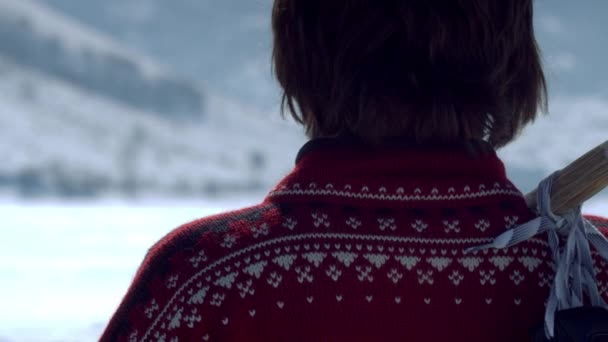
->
[
  {"left": 1, "top": 196, "right": 607, "bottom": 342},
  {"left": 0, "top": 197, "right": 259, "bottom": 342}
]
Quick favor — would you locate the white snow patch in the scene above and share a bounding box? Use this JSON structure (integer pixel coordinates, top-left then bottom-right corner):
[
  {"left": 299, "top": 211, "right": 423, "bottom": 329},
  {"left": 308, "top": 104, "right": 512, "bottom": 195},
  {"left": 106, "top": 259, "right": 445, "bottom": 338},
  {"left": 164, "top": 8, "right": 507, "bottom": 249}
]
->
[{"left": 0, "top": 198, "right": 257, "bottom": 342}]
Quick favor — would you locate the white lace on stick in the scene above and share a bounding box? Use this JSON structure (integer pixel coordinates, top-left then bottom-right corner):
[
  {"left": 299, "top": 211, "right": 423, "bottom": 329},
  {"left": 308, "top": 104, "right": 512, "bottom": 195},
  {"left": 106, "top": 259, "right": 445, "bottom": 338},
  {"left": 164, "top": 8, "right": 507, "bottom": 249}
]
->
[{"left": 465, "top": 171, "right": 608, "bottom": 338}]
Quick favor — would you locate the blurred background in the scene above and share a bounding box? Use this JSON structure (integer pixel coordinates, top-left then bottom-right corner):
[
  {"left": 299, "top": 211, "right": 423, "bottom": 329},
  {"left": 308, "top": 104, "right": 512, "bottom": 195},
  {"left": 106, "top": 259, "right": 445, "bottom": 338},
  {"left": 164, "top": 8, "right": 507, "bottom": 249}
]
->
[{"left": 0, "top": 0, "right": 606, "bottom": 341}]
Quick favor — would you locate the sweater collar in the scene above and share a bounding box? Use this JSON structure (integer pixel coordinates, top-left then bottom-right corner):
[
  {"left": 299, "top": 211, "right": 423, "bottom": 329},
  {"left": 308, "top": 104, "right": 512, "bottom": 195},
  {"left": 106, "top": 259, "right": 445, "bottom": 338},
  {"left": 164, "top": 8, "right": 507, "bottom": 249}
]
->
[
  {"left": 295, "top": 135, "right": 496, "bottom": 164},
  {"left": 294, "top": 136, "right": 506, "bottom": 179},
  {"left": 268, "top": 136, "right": 526, "bottom": 207}
]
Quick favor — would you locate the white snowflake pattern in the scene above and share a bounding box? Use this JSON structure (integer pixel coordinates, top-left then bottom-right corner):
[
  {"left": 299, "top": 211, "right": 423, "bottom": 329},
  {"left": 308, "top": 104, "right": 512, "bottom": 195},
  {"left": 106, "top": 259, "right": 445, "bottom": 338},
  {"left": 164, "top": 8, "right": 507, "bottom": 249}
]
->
[
  {"left": 356, "top": 265, "right": 374, "bottom": 282},
  {"left": 427, "top": 257, "right": 452, "bottom": 272},
  {"left": 326, "top": 265, "right": 343, "bottom": 282},
  {"left": 167, "top": 306, "right": 184, "bottom": 331},
  {"left": 364, "top": 253, "right": 389, "bottom": 268},
  {"left": 387, "top": 268, "right": 403, "bottom": 284},
  {"left": 302, "top": 252, "right": 327, "bottom": 267},
  {"left": 448, "top": 270, "right": 464, "bottom": 286},
  {"left": 183, "top": 308, "right": 202, "bottom": 328},
  {"left": 243, "top": 261, "right": 267, "bottom": 279},
  {"left": 505, "top": 216, "right": 520, "bottom": 230},
  {"left": 312, "top": 211, "right": 331, "bottom": 228},
  {"left": 443, "top": 220, "right": 461, "bottom": 233},
  {"left": 166, "top": 275, "right": 179, "bottom": 289},
  {"left": 489, "top": 256, "right": 513, "bottom": 271},
  {"left": 295, "top": 265, "right": 314, "bottom": 283},
  {"left": 221, "top": 234, "right": 237, "bottom": 249},
  {"left": 458, "top": 256, "right": 483, "bottom": 272},
  {"left": 189, "top": 250, "right": 208, "bottom": 268},
  {"left": 267, "top": 271, "right": 283, "bottom": 288},
  {"left": 411, "top": 219, "right": 429, "bottom": 233},
  {"left": 153, "top": 331, "right": 167, "bottom": 342},
  {"left": 273, "top": 254, "right": 297, "bottom": 271},
  {"left": 519, "top": 256, "right": 543, "bottom": 272},
  {"left": 210, "top": 293, "right": 225, "bottom": 307},
  {"left": 236, "top": 279, "right": 255, "bottom": 298},
  {"left": 417, "top": 269, "right": 434, "bottom": 285},
  {"left": 394, "top": 255, "right": 421, "bottom": 270},
  {"left": 474, "top": 219, "right": 490, "bottom": 232},
  {"left": 282, "top": 217, "right": 298, "bottom": 230},
  {"left": 510, "top": 270, "right": 525, "bottom": 286},
  {"left": 251, "top": 223, "right": 270, "bottom": 238},
  {"left": 346, "top": 217, "right": 363, "bottom": 230},
  {"left": 378, "top": 217, "right": 397, "bottom": 231},
  {"left": 144, "top": 299, "right": 159, "bottom": 319},
  {"left": 214, "top": 272, "right": 238, "bottom": 289},
  {"left": 332, "top": 251, "right": 358, "bottom": 267},
  {"left": 188, "top": 285, "right": 209, "bottom": 305},
  {"left": 479, "top": 270, "right": 497, "bottom": 286}
]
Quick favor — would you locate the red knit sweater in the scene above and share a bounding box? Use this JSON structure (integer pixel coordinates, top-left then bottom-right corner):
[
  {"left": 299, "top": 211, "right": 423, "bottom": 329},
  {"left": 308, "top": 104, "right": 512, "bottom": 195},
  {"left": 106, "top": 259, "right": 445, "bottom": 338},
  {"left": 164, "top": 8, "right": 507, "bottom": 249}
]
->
[{"left": 101, "top": 139, "right": 608, "bottom": 342}]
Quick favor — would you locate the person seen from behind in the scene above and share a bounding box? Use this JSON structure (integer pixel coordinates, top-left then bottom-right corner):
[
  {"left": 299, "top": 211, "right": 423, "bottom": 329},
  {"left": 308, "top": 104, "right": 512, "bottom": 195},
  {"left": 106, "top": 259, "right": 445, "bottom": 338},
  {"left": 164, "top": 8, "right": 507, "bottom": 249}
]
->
[{"left": 101, "top": 1, "right": 608, "bottom": 341}]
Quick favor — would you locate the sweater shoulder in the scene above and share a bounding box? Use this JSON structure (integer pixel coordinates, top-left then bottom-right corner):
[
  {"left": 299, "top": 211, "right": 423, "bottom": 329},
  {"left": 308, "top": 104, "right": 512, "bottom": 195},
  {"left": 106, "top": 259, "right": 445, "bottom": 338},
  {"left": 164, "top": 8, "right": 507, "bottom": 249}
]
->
[
  {"left": 137, "top": 200, "right": 283, "bottom": 284},
  {"left": 146, "top": 202, "right": 281, "bottom": 262},
  {"left": 100, "top": 201, "right": 282, "bottom": 341}
]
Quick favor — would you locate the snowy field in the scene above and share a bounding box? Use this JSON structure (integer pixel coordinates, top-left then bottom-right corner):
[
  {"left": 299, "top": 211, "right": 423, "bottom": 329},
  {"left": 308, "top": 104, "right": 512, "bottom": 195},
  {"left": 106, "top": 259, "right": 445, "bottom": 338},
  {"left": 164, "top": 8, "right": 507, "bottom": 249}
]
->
[
  {"left": 0, "top": 197, "right": 259, "bottom": 342},
  {"left": 1, "top": 196, "right": 607, "bottom": 342}
]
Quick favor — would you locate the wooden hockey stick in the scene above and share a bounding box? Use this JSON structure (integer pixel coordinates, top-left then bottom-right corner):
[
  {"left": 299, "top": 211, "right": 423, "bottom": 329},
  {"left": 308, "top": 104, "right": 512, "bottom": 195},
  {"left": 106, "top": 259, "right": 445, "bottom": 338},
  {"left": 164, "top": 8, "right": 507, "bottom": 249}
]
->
[{"left": 525, "top": 140, "right": 608, "bottom": 215}]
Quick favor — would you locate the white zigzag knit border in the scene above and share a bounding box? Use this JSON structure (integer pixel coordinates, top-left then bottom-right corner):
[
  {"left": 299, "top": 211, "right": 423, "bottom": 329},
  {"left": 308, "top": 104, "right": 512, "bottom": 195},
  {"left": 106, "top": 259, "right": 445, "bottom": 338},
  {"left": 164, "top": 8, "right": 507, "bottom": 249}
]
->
[
  {"left": 140, "top": 233, "right": 548, "bottom": 341},
  {"left": 268, "top": 184, "right": 523, "bottom": 202}
]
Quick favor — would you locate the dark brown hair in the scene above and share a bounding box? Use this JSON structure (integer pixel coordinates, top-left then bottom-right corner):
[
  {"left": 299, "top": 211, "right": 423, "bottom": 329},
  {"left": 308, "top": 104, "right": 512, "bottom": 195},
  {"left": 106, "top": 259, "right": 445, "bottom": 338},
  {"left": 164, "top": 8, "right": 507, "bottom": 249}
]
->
[{"left": 272, "top": 0, "right": 548, "bottom": 148}]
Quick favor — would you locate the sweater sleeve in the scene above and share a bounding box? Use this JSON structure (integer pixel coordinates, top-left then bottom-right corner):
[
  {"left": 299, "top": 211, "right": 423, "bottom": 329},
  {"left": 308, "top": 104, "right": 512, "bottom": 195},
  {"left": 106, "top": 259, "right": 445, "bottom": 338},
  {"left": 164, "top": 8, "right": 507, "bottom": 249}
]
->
[
  {"left": 99, "top": 236, "right": 181, "bottom": 341},
  {"left": 98, "top": 216, "right": 220, "bottom": 342}
]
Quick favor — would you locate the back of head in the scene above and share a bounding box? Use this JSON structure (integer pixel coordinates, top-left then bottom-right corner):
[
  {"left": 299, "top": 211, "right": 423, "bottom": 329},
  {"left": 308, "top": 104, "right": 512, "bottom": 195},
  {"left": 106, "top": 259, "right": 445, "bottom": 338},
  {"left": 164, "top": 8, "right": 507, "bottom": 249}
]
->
[{"left": 272, "top": 0, "right": 548, "bottom": 148}]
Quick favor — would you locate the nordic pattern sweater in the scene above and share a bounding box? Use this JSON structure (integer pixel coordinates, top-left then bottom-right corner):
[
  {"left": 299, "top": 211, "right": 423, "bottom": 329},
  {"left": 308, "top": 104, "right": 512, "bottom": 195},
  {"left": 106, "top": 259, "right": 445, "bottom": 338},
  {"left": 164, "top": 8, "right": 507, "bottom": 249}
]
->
[{"left": 101, "top": 138, "right": 608, "bottom": 342}]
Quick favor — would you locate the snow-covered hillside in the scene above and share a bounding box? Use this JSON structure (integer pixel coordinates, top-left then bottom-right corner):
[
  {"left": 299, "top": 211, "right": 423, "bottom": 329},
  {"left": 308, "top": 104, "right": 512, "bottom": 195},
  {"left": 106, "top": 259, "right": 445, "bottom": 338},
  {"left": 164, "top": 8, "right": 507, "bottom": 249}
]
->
[
  {"left": 0, "top": 0, "right": 305, "bottom": 199},
  {"left": 0, "top": 55, "right": 300, "bottom": 196},
  {"left": 0, "top": 0, "right": 204, "bottom": 119},
  {"left": 0, "top": 56, "right": 303, "bottom": 198},
  {"left": 41, "top": 0, "right": 278, "bottom": 111}
]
